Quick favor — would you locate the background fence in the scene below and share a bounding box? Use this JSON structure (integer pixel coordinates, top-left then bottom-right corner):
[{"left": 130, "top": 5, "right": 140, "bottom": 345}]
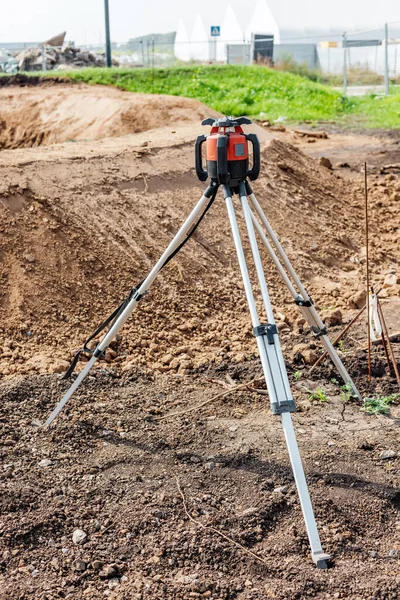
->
[{"left": 2, "top": 21, "right": 400, "bottom": 95}]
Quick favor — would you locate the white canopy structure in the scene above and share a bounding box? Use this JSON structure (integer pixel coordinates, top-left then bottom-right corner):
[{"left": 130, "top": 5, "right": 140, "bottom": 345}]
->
[
  {"left": 190, "top": 15, "right": 210, "bottom": 62},
  {"left": 245, "top": 0, "right": 280, "bottom": 44},
  {"left": 174, "top": 19, "right": 191, "bottom": 62},
  {"left": 216, "top": 4, "right": 244, "bottom": 62}
]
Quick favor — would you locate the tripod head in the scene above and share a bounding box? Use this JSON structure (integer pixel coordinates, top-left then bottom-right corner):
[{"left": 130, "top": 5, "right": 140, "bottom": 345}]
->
[{"left": 195, "top": 116, "right": 260, "bottom": 188}]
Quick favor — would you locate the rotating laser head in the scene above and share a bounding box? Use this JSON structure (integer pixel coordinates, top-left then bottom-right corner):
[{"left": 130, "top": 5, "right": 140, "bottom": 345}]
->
[{"left": 195, "top": 116, "right": 260, "bottom": 187}]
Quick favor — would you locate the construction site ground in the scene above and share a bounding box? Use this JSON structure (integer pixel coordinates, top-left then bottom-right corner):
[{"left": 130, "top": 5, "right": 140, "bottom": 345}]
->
[{"left": 0, "top": 80, "right": 399, "bottom": 600}]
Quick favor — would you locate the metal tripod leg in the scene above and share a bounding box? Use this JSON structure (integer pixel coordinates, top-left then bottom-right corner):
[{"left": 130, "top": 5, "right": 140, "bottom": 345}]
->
[
  {"left": 224, "top": 183, "right": 329, "bottom": 569},
  {"left": 248, "top": 190, "right": 360, "bottom": 399},
  {"left": 45, "top": 185, "right": 217, "bottom": 425}
]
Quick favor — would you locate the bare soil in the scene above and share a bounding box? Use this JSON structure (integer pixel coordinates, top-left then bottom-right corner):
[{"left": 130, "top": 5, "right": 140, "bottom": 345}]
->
[{"left": 0, "top": 83, "right": 399, "bottom": 600}]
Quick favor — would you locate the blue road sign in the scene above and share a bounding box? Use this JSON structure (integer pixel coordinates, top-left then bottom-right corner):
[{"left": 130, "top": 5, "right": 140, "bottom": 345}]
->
[{"left": 210, "top": 26, "right": 221, "bottom": 37}]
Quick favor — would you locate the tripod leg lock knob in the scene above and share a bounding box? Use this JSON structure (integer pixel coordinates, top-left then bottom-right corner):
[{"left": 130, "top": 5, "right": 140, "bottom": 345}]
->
[
  {"left": 271, "top": 399, "right": 297, "bottom": 414},
  {"left": 311, "top": 325, "right": 328, "bottom": 338},
  {"left": 253, "top": 323, "right": 277, "bottom": 344},
  {"left": 294, "top": 295, "right": 313, "bottom": 307}
]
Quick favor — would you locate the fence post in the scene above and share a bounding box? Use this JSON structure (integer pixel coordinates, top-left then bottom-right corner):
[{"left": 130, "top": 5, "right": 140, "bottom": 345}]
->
[
  {"left": 343, "top": 32, "right": 347, "bottom": 95},
  {"left": 140, "top": 40, "right": 144, "bottom": 67},
  {"left": 384, "top": 23, "right": 389, "bottom": 95},
  {"left": 41, "top": 45, "right": 47, "bottom": 72}
]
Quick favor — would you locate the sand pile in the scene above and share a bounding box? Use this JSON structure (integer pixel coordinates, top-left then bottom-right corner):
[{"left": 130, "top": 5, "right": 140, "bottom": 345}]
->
[
  {"left": 0, "top": 86, "right": 399, "bottom": 379},
  {"left": 0, "top": 83, "right": 219, "bottom": 149}
]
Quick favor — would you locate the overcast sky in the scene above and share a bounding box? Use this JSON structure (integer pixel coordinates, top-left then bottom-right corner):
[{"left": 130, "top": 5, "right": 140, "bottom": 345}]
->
[{"left": 0, "top": 0, "right": 399, "bottom": 45}]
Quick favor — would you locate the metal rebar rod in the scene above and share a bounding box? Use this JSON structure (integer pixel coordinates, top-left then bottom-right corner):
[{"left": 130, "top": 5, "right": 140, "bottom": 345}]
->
[
  {"left": 311, "top": 286, "right": 383, "bottom": 372},
  {"left": 365, "top": 162, "right": 372, "bottom": 382},
  {"left": 310, "top": 303, "right": 367, "bottom": 371}
]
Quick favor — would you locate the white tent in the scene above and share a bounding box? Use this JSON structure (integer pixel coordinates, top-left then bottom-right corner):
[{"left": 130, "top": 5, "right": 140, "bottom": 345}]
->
[
  {"left": 245, "top": 0, "right": 280, "bottom": 44},
  {"left": 174, "top": 19, "right": 191, "bottom": 62},
  {"left": 190, "top": 14, "right": 210, "bottom": 62},
  {"left": 216, "top": 4, "right": 244, "bottom": 62}
]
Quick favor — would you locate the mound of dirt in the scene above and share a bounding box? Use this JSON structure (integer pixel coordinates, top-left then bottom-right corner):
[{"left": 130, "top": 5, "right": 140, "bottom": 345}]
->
[
  {"left": 1, "top": 118, "right": 398, "bottom": 380},
  {"left": 0, "top": 83, "right": 220, "bottom": 149}
]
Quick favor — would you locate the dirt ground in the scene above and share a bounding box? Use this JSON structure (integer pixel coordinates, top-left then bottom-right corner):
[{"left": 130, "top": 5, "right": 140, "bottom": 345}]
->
[{"left": 0, "top": 80, "right": 399, "bottom": 599}]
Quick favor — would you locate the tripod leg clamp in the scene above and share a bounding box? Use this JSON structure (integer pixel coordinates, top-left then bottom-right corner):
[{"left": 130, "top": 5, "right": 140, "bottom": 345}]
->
[
  {"left": 311, "top": 325, "right": 328, "bottom": 338},
  {"left": 294, "top": 295, "right": 313, "bottom": 308},
  {"left": 271, "top": 400, "right": 297, "bottom": 415},
  {"left": 253, "top": 323, "right": 277, "bottom": 344}
]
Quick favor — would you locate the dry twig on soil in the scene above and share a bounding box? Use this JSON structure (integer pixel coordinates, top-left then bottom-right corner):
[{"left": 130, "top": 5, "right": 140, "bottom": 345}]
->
[
  {"left": 153, "top": 375, "right": 264, "bottom": 421},
  {"left": 175, "top": 476, "right": 268, "bottom": 567}
]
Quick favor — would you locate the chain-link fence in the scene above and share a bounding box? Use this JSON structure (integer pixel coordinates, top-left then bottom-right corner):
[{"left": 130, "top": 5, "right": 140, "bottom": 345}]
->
[{"left": 3, "top": 21, "right": 400, "bottom": 95}]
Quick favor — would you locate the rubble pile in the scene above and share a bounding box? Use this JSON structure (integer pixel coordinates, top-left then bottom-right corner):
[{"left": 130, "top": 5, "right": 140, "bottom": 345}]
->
[{"left": 15, "top": 44, "right": 118, "bottom": 71}]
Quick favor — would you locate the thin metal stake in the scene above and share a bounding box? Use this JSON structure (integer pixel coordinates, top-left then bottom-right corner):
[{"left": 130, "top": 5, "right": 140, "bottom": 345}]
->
[
  {"left": 364, "top": 162, "right": 372, "bottom": 382},
  {"left": 311, "top": 303, "right": 367, "bottom": 371},
  {"left": 377, "top": 297, "right": 400, "bottom": 388}
]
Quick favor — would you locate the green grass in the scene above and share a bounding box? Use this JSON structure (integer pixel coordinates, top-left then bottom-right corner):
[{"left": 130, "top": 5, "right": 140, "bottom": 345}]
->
[
  {"left": 46, "top": 65, "right": 349, "bottom": 123},
  {"left": 305, "top": 387, "right": 328, "bottom": 403},
  {"left": 345, "top": 91, "right": 400, "bottom": 129},
  {"left": 5, "top": 65, "right": 400, "bottom": 128},
  {"left": 362, "top": 394, "right": 399, "bottom": 415}
]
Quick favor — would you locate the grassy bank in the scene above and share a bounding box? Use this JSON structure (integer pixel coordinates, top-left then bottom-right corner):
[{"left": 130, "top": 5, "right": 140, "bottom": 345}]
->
[
  {"left": 7, "top": 65, "right": 400, "bottom": 128},
  {"left": 53, "top": 65, "right": 348, "bottom": 123}
]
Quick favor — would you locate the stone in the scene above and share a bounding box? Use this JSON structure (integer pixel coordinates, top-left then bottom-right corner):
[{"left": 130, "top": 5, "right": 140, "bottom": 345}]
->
[
  {"left": 319, "top": 156, "right": 332, "bottom": 169},
  {"left": 204, "top": 461, "right": 215, "bottom": 470},
  {"left": 388, "top": 549, "right": 397, "bottom": 558},
  {"left": 383, "top": 273, "right": 398, "bottom": 288},
  {"left": 108, "top": 578, "right": 120, "bottom": 589},
  {"left": 292, "top": 343, "right": 318, "bottom": 365},
  {"left": 273, "top": 485, "right": 288, "bottom": 494},
  {"left": 380, "top": 450, "right": 396, "bottom": 460},
  {"left": 348, "top": 289, "right": 366, "bottom": 309},
  {"left": 38, "top": 459, "right": 52, "bottom": 467},
  {"left": 160, "top": 353, "right": 173, "bottom": 365},
  {"left": 72, "top": 529, "right": 87, "bottom": 545},
  {"left": 369, "top": 550, "right": 378, "bottom": 558},
  {"left": 99, "top": 565, "right": 118, "bottom": 579},
  {"left": 321, "top": 308, "right": 343, "bottom": 327},
  {"left": 72, "top": 559, "right": 87, "bottom": 572}
]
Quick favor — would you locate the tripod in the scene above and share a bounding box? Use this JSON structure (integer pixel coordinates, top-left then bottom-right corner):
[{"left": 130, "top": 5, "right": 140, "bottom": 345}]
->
[{"left": 45, "top": 117, "right": 360, "bottom": 568}]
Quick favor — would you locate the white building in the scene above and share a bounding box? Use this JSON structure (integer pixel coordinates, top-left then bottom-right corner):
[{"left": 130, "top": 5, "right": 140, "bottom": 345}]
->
[{"left": 173, "top": 0, "right": 400, "bottom": 74}]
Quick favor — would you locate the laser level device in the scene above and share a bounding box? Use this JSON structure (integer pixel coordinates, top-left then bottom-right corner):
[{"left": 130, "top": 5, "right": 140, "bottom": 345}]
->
[
  {"left": 45, "top": 115, "right": 362, "bottom": 571},
  {"left": 195, "top": 116, "right": 260, "bottom": 187}
]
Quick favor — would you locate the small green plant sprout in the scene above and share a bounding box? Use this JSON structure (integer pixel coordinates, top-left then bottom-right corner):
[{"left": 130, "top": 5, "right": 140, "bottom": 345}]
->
[
  {"left": 340, "top": 382, "right": 354, "bottom": 404},
  {"left": 330, "top": 377, "right": 339, "bottom": 386},
  {"left": 362, "top": 394, "right": 399, "bottom": 415},
  {"left": 293, "top": 371, "right": 302, "bottom": 381},
  {"left": 338, "top": 340, "right": 346, "bottom": 353},
  {"left": 305, "top": 387, "right": 328, "bottom": 403}
]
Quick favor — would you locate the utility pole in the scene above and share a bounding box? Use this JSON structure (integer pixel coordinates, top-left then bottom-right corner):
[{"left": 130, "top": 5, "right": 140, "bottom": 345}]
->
[
  {"left": 104, "top": 0, "right": 112, "bottom": 68},
  {"left": 384, "top": 23, "right": 389, "bottom": 96}
]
